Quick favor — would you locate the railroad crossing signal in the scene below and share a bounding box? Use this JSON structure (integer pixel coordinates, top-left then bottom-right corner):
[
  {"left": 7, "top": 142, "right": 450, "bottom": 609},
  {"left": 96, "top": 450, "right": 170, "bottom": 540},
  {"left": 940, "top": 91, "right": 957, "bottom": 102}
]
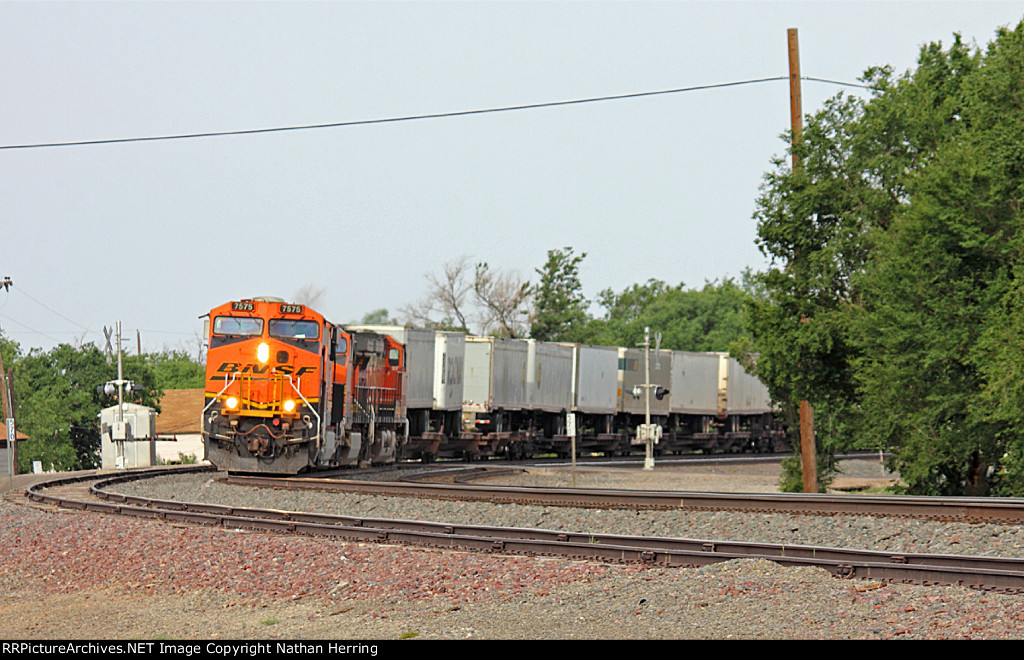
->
[
  {"left": 637, "top": 423, "right": 661, "bottom": 444},
  {"left": 103, "top": 326, "right": 114, "bottom": 357}
]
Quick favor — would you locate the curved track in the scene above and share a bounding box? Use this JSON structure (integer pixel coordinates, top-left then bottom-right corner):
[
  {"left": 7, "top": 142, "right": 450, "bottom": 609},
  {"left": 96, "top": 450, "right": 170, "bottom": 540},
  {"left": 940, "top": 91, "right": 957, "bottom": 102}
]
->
[
  {"left": 231, "top": 466, "right": 1024, "bottom": 524},
  {"left": 20, "top": 465, "right": 1024, "bottom": 595}
]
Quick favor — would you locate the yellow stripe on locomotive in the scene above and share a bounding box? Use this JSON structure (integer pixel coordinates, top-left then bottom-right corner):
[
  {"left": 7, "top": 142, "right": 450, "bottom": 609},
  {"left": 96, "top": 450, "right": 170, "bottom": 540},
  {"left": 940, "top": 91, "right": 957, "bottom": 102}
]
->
[{"left": 202, "top": 299, "right": 331, "bottom": 472}]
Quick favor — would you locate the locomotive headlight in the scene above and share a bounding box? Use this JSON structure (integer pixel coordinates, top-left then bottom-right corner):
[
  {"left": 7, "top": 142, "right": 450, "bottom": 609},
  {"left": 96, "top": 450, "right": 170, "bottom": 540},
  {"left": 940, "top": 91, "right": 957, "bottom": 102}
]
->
[
  {"left": 257, "top": 342, "right": 270, "bottom": 364},
  {"left": 225, "top": 396, "right": 239, "bottom": 409},
  {"left": 283, "top": 399, "right": 296, "bottom": 413}
]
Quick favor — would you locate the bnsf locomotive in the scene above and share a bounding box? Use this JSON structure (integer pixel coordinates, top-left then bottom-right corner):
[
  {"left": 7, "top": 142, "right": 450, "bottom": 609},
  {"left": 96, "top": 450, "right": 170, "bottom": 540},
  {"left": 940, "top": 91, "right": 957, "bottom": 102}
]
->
[
  {"left": 202, "top": 298, "right": 405, "bottom": 473},
  {"left": 202, "top": 298, "right": 787, "bottom": 474}
]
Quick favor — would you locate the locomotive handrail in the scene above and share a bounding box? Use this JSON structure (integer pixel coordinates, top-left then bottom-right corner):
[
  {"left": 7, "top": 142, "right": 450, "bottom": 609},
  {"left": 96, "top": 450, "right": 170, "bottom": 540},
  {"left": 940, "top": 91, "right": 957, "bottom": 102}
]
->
[
  {"left": 202, "top": 371, "right": 237, "bottom": 416},
  {"left": 287, "top": 373, "right": 320, "bottom": 439}
]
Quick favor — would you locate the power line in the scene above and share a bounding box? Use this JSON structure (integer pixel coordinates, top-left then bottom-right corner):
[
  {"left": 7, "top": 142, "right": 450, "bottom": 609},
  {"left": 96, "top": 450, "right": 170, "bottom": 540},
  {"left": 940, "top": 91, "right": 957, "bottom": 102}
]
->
[
  {"left": 803, "top": 76, "right": 875, "bottom": 89},
  {"left": 0, "top": 76, "right": 874, "bottom": 151},
  {"left": 139, "top": 328, "right": 201, "bottom": 337},
  {"left": 0, "top": 313, "right": 64, "bottom": 344},
  {"left": 14, "top": 287, "right": 92, "bottom": 331}
]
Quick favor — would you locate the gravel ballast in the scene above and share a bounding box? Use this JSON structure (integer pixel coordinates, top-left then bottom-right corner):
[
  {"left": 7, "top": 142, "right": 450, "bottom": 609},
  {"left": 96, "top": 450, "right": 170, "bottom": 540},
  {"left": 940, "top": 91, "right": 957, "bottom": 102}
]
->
[{"left": 2, "top": 459, "right": 1024, "bottom": 640}]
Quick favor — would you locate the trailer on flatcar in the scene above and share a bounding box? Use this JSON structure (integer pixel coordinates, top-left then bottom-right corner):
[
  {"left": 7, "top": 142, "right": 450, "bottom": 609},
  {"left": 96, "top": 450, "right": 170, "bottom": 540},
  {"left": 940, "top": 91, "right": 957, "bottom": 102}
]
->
[{"left": 201, "top": 299, "right": 787, "bottom": 472}]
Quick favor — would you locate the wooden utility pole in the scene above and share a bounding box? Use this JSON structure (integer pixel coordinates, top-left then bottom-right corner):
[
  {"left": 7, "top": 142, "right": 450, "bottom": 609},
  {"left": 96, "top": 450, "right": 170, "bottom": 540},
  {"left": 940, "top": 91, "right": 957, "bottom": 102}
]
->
[
  {"left": 788, "top": 28, "right": 803, "bottom": 158},
  {"left": 0, "top": 351, "right": 8, "bottom": 420},
  {"left": 0, "top": 349, "right": 15, "bottom": 486},
  {"left": 0, "top": 276, "right": 17, "bottom": 484},
  {"left": 788, "top": 27, "right": 818, "bottom": 493}
]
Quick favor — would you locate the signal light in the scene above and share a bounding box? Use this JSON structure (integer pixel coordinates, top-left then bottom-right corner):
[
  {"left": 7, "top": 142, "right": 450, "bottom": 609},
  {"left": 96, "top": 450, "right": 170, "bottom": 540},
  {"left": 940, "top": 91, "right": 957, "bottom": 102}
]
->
[
  {"left": 257, "top": 342, "right": 270, "bottom": 364},
  {"left": 225, "top": 396, "right": 239, "bottom": 409},
  {"left": 655, "top": 387, "right": 669, "bottom": 400},
  {"left": 283, "top": 399, "right": 296, "bottom": 413}
]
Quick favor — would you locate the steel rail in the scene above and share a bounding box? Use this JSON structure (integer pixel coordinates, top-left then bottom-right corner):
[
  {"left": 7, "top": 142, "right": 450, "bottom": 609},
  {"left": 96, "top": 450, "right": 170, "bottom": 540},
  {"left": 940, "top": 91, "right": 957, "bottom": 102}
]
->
[
  {"left": 224, "top": 469, "right": 1024, "bottom": 524},
  {"left": 18, "top": 467, "right": 1024, "bottom": 595}
]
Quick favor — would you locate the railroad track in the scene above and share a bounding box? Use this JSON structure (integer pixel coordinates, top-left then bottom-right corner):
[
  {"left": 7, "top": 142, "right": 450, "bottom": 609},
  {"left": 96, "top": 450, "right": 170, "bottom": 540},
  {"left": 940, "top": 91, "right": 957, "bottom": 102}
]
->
[
  {"left": 20, "top": 465, "right": 1024, "bottom": 595},
  {"left": 230, "top": 466, "right": 1024, "bottom": 524}
]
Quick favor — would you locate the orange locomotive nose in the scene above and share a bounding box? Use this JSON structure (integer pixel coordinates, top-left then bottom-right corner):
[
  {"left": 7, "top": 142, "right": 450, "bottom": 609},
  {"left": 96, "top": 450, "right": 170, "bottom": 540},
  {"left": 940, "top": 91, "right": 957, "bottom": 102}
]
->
[{"left": 203, "top": 298, "right": 333, "bottom": 473}]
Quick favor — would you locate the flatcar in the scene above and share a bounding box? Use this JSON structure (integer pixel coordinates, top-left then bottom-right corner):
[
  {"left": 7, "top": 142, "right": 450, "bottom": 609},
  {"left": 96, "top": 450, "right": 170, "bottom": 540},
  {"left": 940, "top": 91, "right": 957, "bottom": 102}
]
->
[{"left": 201, "top": 298, "right": 787, "bottom": 473}]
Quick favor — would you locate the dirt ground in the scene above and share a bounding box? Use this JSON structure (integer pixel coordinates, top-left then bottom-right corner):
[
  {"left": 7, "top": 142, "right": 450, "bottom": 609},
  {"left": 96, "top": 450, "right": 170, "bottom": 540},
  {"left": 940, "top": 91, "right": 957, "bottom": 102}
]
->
[{"left": 481, "top": 456, "right": 899, "bottom": 494}]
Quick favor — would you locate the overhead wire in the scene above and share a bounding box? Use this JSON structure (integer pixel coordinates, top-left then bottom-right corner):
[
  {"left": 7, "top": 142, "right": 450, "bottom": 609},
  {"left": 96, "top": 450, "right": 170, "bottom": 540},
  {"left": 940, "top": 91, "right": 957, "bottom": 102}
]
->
[
  {"left": 0, "top": 73, "right": 876, "bottom": 347},
  {"left": 0, "top": 75, "right": 875, "bottom": 151},
  {"left": 0, "top": 287, "right": 95, "bottom": 346},
  {"left": 14, "top": 287, "right": 92, "bottom": 331},
  {"left": 0, "top": 313, "right": 64, "bottom": 345}
]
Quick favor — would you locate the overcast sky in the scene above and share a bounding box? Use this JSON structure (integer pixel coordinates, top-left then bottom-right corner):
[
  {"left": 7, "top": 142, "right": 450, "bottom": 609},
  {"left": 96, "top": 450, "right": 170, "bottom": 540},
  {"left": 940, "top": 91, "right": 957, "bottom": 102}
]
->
[{"left": 2, "top": 1, "right": 1022, "bottom": 355}]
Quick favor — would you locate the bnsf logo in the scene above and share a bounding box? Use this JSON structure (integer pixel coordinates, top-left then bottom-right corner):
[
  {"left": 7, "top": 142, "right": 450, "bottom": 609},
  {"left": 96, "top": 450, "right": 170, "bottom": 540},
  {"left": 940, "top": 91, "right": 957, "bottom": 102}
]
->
[{"left": 216, "top": 362, "right": 318, "bottom": 376}]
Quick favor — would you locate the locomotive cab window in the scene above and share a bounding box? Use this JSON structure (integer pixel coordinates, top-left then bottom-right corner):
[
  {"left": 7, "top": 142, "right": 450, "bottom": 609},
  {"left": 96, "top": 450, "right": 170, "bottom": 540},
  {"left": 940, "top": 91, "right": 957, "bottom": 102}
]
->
[
  {"left": 213, "top": 316, "right": 264, "bottom": 336},
  {"left": 335, "top": 337, "right": 348, "bottom": 359},
  {"left": 388, "top": 348, "right": 400, "bottom": 367},
  {"left": 269, "top": 319, "right": 320, "bottom": 340}
]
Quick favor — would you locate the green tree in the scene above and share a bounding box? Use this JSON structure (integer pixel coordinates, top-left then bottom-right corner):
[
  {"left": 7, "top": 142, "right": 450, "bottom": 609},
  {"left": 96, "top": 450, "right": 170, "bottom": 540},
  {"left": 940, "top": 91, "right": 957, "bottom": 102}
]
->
[
  {"left": 144, "top": 350, "right": 205, "bottom": 390},
  {"left": 530, "top": 247, "right": 590, "bottom": 341},
  {"left": 750, "top": 25, "right": 1024, "bottom": 495},
  {"left": 748, "top": 83, "right": 902, "bottom": 448},
  {"left": 966, "top": 25, "right": 1024, "bottom": 493},
  {"left": 979, "top": 261, "right": 1024, "bottom": 495},
  {"left": 855, "top": 25, "right": 1024, "bottom": 495},
  {"left": 13, "top": 343, "right": 160, "bottom": 472},
  {"left": 360, "top": 308, "right": 398, "bottom": 325},
  {"left": 581, "top": 277, "right": 754, "bottom": 352},
  {"left": 0, "top": 332, "right": 19, "bottom": 377},
  {"left": 0, "top": 332, "right": 19, "bottom": 424}
]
